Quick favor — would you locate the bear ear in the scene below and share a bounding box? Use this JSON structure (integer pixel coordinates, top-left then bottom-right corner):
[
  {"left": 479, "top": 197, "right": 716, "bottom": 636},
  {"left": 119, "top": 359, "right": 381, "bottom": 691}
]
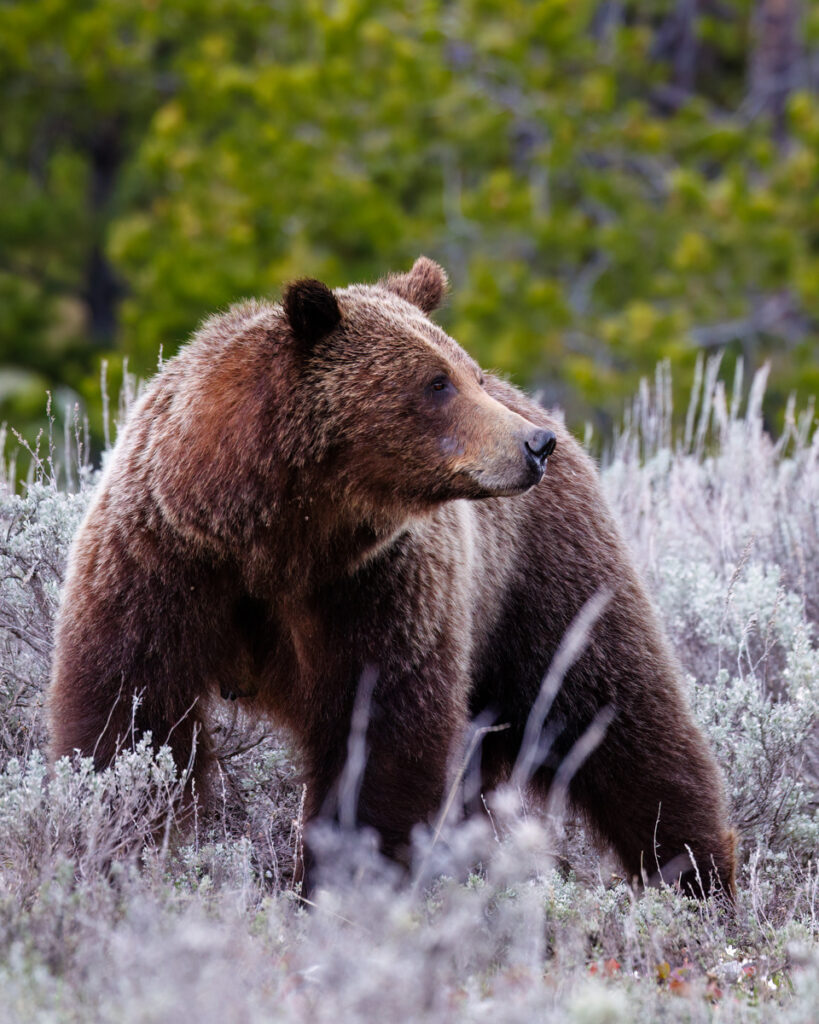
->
[
  {"left": 282, "top": 278, "right": 342, "bottom": 347},
  {"left": 382, "top": 256, "right": 449, "bottom": 314}
]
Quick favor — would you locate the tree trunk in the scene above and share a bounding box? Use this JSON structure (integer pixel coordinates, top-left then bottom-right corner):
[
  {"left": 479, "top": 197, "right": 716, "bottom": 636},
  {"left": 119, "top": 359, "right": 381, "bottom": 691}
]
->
[
  {"left": 84, "top": 126, "right": 123, "bottom": 346},
  {"left": 749, "top": 0, "right": 802, "bottom": 145},
  {"left": 650, "top": 0, "right": 701, "bottom": 96}
]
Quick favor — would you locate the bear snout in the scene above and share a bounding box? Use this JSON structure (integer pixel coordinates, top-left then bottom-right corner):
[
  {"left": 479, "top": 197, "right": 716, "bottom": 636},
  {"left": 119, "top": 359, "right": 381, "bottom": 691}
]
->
[{"left": 453, "top": 410, "right": 557, "bottom": 497}]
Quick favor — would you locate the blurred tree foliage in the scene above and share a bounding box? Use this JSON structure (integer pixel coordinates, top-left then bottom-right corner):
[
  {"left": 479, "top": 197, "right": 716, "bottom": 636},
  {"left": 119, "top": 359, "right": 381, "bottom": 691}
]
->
[{"left": 1, "top": 0, "right": 818, "bottom": 453}]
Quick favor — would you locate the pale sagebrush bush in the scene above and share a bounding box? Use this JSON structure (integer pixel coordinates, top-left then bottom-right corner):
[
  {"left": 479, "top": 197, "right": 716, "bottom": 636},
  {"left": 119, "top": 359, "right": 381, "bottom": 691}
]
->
[
  {"left": 190, "top": 726, "right": 303, "bottom": 890},
  {"left": 603, "top": 360, "right": 819, "bottom": 861},
  {"left": 607, "top": 360, "right": 819, "bottom": 635},
  {"left": 5, "top": 847, "right": 813, "bottom": 1024},
  {"left": 655, "top": 559, "right": 819, "bottom": 855},
  {"left": 0, "top": 483, "right": 91, "bottom": 761},
  {"left": 0, "top": 367, "right": 818, "bottom": 1021},
  {"left": 0, "top": 743, "right": 185, "bottom": 898}
]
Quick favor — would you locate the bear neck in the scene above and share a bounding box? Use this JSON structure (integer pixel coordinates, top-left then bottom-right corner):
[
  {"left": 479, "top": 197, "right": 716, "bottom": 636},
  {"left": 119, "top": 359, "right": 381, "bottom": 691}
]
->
[{"left": 255, "top": 471, "right": 414, "bottom": 595}]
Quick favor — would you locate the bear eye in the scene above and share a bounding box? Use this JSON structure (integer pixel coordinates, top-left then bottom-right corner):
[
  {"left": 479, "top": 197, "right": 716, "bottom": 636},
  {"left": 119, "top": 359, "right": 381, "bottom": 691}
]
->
[
  {"left": 478, "top": 372, "right": 485, "bottom": 387},
  {"left": 430, "top": 375, "right": 449, "bottom": 393}
]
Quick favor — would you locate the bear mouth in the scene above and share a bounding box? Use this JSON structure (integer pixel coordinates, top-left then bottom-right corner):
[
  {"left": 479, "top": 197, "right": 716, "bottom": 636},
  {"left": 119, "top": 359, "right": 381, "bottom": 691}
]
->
[{"left": 463, "top": 461, "right": 546, "bottom": 499}]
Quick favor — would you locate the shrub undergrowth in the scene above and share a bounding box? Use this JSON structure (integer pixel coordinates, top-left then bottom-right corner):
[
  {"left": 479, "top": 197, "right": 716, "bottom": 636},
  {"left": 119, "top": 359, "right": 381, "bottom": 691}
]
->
[{"left": 0, "top": 362, "right": 817, "bottom": 1022}]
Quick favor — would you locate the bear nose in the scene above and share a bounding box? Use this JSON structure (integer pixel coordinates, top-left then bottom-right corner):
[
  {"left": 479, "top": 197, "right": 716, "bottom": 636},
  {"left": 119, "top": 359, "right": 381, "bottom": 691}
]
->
[{"left": 525, "top": 429, "right": 557, "bottom": 465}]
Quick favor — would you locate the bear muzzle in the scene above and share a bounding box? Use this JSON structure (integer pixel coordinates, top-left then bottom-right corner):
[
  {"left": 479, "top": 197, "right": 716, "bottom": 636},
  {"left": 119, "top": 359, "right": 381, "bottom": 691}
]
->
[
  {"left": 465, "top": 428, "right": 556, "bottom": 497},
  {"left": 446, "top": 392, "right": 557, "bottom": 498}
]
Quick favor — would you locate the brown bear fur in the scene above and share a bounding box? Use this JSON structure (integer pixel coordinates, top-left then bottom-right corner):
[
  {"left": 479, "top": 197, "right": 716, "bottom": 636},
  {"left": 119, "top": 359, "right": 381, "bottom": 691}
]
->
[{"left": 48, "top": 257, "right": 736, "bottom": 897}]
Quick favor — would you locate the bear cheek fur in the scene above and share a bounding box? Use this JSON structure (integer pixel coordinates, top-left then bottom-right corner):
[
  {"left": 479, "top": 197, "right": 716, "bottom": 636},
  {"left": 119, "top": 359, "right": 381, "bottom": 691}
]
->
[
  {"left": 301, "top": 347, "right": 463, "bottom": 510},
  {"left": 327, "top": 342, "right": 545, "bottom": 507},
  {"left": 334, "top": 385, "right": 539, "bottom": 508}
]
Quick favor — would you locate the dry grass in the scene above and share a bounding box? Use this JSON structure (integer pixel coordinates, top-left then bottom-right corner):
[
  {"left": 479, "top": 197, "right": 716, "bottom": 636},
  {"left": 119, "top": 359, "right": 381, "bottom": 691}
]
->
[{"left": 0, "top": 363, "right": 817, "bottom": 1022}]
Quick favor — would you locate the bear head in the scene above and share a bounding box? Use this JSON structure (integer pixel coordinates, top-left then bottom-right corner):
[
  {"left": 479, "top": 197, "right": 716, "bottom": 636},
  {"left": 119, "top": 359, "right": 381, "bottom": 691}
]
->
[{"left": 282, "top": 257, "right": 555, "bottom": 512}]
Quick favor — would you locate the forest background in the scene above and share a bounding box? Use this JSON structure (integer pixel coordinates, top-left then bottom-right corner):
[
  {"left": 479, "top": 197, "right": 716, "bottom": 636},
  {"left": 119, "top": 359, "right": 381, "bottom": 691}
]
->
[{"left": 1, "top": 0, "right": 818, "bottom": 461}]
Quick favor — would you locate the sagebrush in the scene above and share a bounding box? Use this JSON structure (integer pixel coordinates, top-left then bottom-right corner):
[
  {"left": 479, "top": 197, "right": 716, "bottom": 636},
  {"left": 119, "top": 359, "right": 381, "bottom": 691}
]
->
[{"left": 0, "top": 362, "right": 817, "bottom": 1022}]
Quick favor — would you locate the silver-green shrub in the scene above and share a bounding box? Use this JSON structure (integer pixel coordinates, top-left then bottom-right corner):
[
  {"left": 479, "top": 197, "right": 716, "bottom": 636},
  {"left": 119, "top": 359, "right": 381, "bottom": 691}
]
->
[
  {"left": 0, "top": 484, "right": 91, "bottom": 759},
  {"left": 0, "top": 364, "right": 817, "bottom": 1021},
  {"left": 604, "top": 360, "right": 819, "bottom": 862}
]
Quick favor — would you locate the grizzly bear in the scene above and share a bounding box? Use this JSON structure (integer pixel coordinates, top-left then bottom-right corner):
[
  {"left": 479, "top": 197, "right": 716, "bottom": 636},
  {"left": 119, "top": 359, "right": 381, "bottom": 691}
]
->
[{"left": 48, "top": 257, "right": 736, "bottom": 897}]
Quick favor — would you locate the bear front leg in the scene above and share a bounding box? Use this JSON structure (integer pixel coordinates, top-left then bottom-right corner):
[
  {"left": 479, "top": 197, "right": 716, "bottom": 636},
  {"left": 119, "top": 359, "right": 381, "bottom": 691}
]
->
[
  {"left": 296, "top": 668, "right": 467, "bottom": 894},
  {"left": 560, "top": 698, "right": 736, "bottom": 898},
  {"left": 48, "top": 547, "right": 227, "bottom": 808}
]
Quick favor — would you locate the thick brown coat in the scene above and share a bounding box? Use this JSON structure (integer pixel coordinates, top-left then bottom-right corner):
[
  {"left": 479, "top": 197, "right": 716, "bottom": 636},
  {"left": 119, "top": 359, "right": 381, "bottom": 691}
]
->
[{"left": 48, "top": 258, "right": 736, "bottom": 896}]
